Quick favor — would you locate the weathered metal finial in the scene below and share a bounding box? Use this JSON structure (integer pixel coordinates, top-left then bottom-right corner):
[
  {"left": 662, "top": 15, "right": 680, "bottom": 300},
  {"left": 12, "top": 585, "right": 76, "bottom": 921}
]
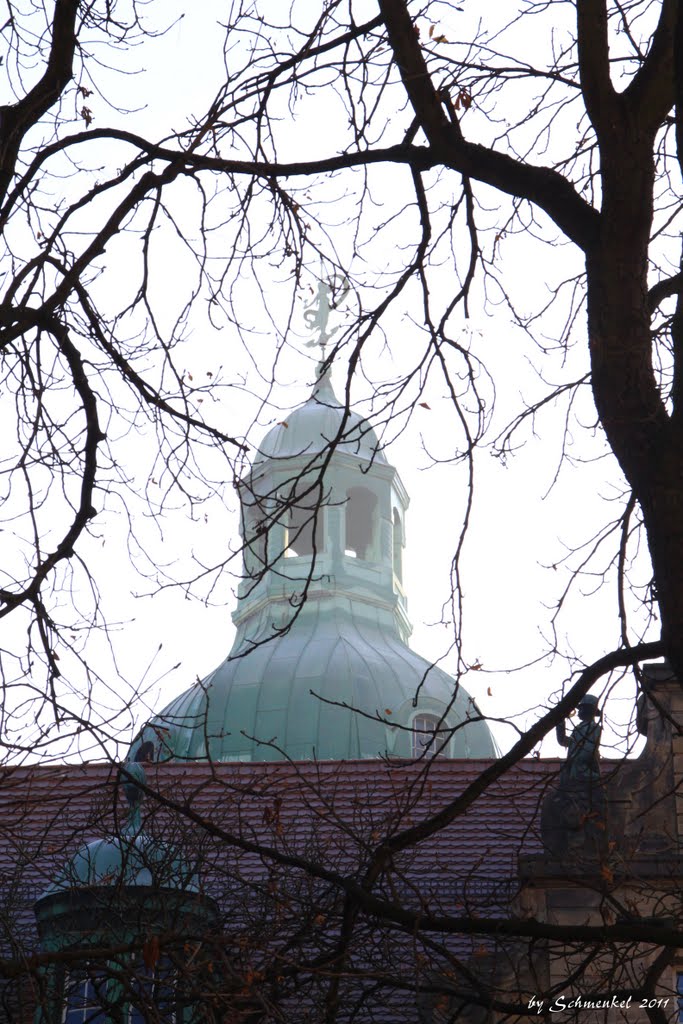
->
[
  {"left": 122, "top": 740, "right": 154, "bottom": 832},
  {"left": 303, "top": 273, "right": 350, "bottom": 359}
]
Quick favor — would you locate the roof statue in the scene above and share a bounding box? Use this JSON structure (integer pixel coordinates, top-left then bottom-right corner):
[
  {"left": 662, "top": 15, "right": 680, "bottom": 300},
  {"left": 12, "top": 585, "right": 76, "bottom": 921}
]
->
[
  {"left": 541, "top": 694, "right": 606, "bottom": 861},
  {"left": 556, "top": 693, "right": 602, "bottom": 782},
  {"left": 132, "top": 285, "right": 498, "bottom": 763}
]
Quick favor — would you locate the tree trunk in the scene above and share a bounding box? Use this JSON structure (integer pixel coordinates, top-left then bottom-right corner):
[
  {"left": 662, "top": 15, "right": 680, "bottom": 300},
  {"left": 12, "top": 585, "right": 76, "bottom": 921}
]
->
[{"left": 588, "top": 133, "right": 683, "bottom": 679}]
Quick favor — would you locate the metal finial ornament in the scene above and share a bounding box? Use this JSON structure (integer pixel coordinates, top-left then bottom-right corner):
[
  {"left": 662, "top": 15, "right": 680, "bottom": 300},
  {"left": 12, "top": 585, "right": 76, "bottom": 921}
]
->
[
  {"left": 121, "top": 741, "right": 154, "bottom": 832},
  {"left": 303, "top": 273, "right": 350, "bottom": 359}
]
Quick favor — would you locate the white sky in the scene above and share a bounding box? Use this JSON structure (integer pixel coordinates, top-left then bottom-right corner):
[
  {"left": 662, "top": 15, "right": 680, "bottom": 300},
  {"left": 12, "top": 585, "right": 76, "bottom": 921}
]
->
[{"left": 0, "top": 1, "right": 655, "bottom": 762}]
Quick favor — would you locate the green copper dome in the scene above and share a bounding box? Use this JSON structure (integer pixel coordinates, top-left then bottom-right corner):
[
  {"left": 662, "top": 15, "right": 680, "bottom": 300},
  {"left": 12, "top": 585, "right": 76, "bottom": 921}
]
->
[
  {"left": 254, "top": 372, "right": 387, "bottom": 466},
  {"left": 40, "top": 759, "right": 197, "bottom": 897},
  {"left": 33, "top": 757, "right": 218, "bottom": 1024},
  {"left": 143, "top": 604, "right": 494, "bottom": 761},
  {"left": 42, "top": 831, "right": 198, "bottom": 895},
  {"left": 135, "top": 369, "right": 497, "bottom": 762}
]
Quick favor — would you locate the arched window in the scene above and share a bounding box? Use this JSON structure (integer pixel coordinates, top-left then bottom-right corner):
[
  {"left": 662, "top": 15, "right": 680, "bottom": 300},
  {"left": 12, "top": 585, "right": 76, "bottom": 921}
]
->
[
  {"left": 284, "top": 502, "right": 324, "bottom": 557},
  {"left": 242, "top": 505, "right": 267, "bottom": 573},
  {"left": 345, "top": 487, "right": 377, "bottom": 560},
  {"left": 411, "top": 713, "right": 448, "bottom": 759},
  {"left": 392, "top": 508, "right": 403, "bottom": 582}
]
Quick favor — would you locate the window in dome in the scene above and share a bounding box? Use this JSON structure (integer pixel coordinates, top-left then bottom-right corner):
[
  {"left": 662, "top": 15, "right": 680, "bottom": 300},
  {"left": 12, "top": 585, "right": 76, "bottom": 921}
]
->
[
  {"left": 411, "top": 713, "right": 449, "bottom": 759},
  {"left": 392, "top": 508, "right": 403, "bottom": 583},
  {"left": 345, "top": 487, "right": 377, "bottom": 560},
  {"left": 284, "top": 502, "right": 324, "bottom": 557}
]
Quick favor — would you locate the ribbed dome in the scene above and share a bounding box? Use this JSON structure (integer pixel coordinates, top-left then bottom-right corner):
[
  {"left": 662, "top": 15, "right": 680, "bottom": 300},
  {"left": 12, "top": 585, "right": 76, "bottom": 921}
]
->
[
  {"left": 141, "top": 605, "right": 497, "bottom": 762},
  {"left": 254, "top": 372, "right": 387, "bottom": 466},
  {"left": 43, "top": 830, "right": 198, "bottom": 896}
]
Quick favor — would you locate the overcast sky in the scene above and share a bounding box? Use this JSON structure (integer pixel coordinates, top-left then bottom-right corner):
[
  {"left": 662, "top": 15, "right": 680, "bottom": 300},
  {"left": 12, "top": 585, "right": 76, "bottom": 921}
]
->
[{"left": 0, "top": 1, "right": 654, "bottom": 763}]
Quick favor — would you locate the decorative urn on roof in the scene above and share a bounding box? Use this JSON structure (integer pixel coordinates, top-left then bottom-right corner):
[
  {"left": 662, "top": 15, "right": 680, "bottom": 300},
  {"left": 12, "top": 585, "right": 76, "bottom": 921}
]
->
[{"left": 135, "top": 282, "right": 497, "bottom": 763}]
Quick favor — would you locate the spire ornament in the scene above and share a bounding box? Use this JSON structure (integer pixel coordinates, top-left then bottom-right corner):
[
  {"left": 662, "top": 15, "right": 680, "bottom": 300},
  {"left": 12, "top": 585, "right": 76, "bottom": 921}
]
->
[
  {"left": 303, "top": 273, "right": 350, "bottom": 361},
  {"left": 121, "top": 740, "right": 154, "bottom": 833}
]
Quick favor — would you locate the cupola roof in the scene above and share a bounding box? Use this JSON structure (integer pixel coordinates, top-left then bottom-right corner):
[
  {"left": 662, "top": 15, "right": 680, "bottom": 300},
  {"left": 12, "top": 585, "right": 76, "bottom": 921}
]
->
[
  {"left": 42, "top": 831, "right": 197, "bottom": 894},
  {"left": 254, "top": 369, "right": 387, "bottom": 466}
]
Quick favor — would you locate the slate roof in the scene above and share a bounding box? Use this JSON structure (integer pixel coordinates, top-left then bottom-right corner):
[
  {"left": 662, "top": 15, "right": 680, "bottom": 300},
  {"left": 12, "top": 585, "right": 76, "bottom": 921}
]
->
[
  {"left": 0, "top": 757, "right": 561, "bottom": 943},
  {"left": 0, "top": 756, "right": 570, "bottom": 1024}
]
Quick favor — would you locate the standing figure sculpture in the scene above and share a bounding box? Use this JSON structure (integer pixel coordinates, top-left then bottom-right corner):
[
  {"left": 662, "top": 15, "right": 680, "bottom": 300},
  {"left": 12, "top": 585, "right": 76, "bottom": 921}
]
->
[
  {"left": 556, "top": 693, "right": 602, "bottom": 782},
  {"left": 541, "top": 693, "right": 606, "bottom": 860},
  {"left": 303, "top": 273, "right": 350, "bottom": 359}
]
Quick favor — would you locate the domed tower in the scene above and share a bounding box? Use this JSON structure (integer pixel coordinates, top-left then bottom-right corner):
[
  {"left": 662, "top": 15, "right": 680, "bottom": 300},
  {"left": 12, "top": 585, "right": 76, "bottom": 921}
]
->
[
  {"left": 33, "top": 748, "right": 219, "bottom": 1023},
  {"left": 136, "top": 360, "right": 498, "bottom": 763}
]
